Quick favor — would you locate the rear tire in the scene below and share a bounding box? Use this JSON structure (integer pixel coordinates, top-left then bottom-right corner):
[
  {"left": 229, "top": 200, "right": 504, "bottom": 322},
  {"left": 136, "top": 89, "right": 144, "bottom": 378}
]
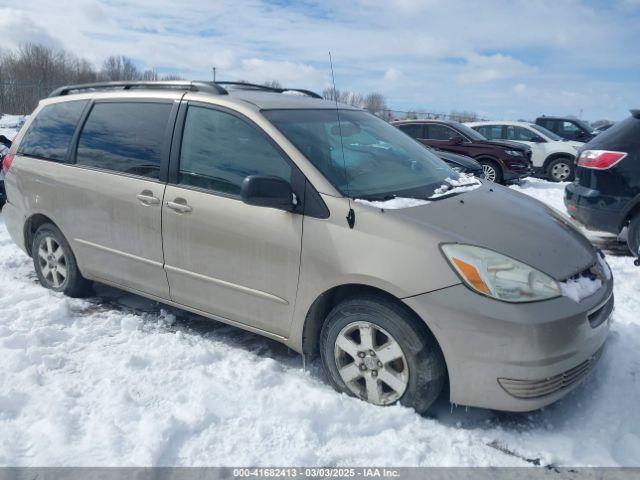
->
[
  {"left": 547, "top": 157, "right": 575, "bottom": 182},
  {"left": 479, "top": 159, "right": 503, "bottom": 184},
  {"left": 627, "top": 214, "right": 640, "bottom": 257},
  {"left": 320, "top": 295, "right": 446, "bottom": 414},
  {"left": 32, "top": 223, "right": 92, "bottom": 297}
]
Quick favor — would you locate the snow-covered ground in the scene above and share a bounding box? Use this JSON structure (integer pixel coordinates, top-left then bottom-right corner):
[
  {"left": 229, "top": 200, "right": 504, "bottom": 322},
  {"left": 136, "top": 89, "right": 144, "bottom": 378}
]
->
[
  {"left": 0, "top": 142, "right": 639, "bottom": 465},
  {"left": 0, "top": 115, "right": 25, "bottom": 141}
]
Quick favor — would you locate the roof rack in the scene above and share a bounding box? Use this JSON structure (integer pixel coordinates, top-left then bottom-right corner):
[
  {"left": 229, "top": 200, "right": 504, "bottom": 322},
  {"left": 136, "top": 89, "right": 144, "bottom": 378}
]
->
[
  {"left": 49, "top": 81, "right": 228, "bottom": 98},
  {"left": 215, "top": 81, "right": 323, "bottom": 99}
]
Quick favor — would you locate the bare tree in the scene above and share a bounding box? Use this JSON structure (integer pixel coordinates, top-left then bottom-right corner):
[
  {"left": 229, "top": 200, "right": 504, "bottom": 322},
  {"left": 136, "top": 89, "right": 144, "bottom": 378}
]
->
[
  {"left": 101, "top": 55, "right": 141, "bottom": 81},
  {"left": 363, "top": 92, "right": 386, "bottom": 115},
  {"left": 263, "top": 80, "right": 282, "bottom": 89},
  {"left": 449, "top": 110, "right": 479, "bottom": 122}
]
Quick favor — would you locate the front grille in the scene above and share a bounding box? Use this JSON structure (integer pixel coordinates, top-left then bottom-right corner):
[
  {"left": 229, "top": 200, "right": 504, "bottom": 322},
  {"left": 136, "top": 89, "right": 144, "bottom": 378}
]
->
[{"left": 498, "top": 346, "right": 604, "bottom": 399}]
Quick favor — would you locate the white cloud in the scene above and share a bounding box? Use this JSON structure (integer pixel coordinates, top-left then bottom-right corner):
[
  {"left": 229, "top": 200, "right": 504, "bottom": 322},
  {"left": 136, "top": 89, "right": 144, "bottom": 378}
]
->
[
  {"left": 383, "top": 67, "right": 403, "bottom": 83},
  {"left": 0, "top": 0, "right": 637, "bottom": 120}
]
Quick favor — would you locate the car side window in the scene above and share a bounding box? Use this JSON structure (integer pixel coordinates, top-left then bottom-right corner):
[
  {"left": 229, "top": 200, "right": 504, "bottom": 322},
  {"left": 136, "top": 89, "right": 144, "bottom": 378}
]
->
[
  {"left": 178, "top": 106, "right": 292, "bottom": 196},
  {"left": 398, "top": 124, "right": 424, "bottom": 139},
  {"left": 506, "top": 126, "right": 537, "bottom": 141},
  {"left": 425, "top": 124, "right": 458, "bottom": 140},
  {"left": 561, "top": 121, "right": 580, "bottom": 135},
  {"left": 476, "top": 125, "right": 502, "bottom": 140},
  {"left": 76, "top": 102, "right": 172, "bottom": 179},
  {"left": 18, "top": 100, "right": 87, "bottom": 163}
]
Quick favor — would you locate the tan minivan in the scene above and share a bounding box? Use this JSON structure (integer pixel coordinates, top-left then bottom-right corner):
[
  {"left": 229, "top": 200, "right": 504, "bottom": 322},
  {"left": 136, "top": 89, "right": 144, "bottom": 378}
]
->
[{"left": 1, "top": 81, "right": 613, "bottom": 413}]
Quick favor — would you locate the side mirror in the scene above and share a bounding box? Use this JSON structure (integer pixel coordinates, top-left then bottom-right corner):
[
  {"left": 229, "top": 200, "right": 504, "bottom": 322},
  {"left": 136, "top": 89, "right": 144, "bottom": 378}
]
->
[
  {"left": 531, "top": 136, "right": 545, "bottom": 143},
  {"left": 241, "top": 175, "right": 296, "bottom": 212},
  {"left": 450, "top": 135, "right": 464, "bottom": 145}
]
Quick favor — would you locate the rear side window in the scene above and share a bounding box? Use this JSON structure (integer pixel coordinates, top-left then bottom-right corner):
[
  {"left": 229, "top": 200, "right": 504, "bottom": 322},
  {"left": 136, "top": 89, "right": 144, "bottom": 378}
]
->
[
  {"left": 475, "top": 125, "right": 502, "bottom": 140},
  {"left": 506, "top": 126, "right": 537, "bottom": 141},
  {"left": 76, "top": 102, "right": 172, "bottom": 179},
  {"left": 18, "top": 100, "right": 87, "bottom": 162},
  {"left": 425, "top": 124, "right": 458, "bottom": 140},
  {"left": 398, "top": 124, "right": 424, "bottom": 139},
  {"left": 178, "top": 106, "right": 292, "bottom": 196}
]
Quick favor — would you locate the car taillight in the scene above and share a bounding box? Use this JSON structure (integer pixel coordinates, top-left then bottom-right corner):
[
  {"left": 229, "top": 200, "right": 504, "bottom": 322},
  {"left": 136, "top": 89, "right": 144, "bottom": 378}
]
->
[
  {"left": 577, "top": 150, "right": 627, "bottom": 170},
  {"left": 1, "top": 153, "right": 14, "bottom": 176}
]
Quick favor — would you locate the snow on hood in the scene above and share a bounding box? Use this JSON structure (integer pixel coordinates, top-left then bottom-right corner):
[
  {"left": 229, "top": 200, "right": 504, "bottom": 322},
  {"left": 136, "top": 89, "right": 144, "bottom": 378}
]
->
[
  {"left": 430, "top": 174, "right": 482, "bottom": 199},
  {"left": 355, "top": 197, "right": 431, "bottom": 209},
  {"left": 355, "top": 174, "right": 481, "bottom": 210}
]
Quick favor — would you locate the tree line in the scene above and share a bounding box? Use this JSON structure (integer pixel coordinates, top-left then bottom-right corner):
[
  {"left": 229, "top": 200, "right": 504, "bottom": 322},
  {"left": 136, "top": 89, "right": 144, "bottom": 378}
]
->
[{"left": 0, "top": 43, "right": 183, "bottom": 114}]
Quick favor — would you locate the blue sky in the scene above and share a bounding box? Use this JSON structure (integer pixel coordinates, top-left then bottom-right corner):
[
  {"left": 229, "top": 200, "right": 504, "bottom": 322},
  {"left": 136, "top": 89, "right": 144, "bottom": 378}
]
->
[{"left": 1, "top": 0, "right": 639, "bottom": 121}]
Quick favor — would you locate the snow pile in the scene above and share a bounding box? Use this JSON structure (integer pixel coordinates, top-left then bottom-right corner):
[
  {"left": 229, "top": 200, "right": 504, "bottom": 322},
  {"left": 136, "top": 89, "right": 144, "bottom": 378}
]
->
[
  {"left": 355, "top": 197, "right": 430, "bottom": 209},
  {"left": 560, "top": 275, "right": 602, "bottom": 302}
]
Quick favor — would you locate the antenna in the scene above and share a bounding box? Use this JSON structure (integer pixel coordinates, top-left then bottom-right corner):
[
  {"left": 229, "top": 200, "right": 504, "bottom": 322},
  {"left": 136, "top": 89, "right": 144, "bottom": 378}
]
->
[{"left": 329, "top": 52, "right": 355, "bottom": 228}]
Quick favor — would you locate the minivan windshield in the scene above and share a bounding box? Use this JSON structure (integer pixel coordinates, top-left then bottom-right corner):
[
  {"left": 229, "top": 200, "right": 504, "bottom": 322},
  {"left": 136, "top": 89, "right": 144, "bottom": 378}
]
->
[{"left": 263, "top": 109, "right": 460, "bottom": 200}]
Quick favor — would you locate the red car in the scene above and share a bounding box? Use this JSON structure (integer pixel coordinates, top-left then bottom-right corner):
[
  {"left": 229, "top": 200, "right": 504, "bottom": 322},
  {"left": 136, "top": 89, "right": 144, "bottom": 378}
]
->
[{"left": 392, "top": 119, "right": 533, "bottom": 184}]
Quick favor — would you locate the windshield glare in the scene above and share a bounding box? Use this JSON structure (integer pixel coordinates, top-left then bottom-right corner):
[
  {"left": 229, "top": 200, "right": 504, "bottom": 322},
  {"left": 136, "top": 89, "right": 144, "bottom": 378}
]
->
[
  {"left": 263, "top": 109, "right": 459, "bottom": 199},
  {"left": 530, "top": 124, "right": 562, "bottom": 141}
]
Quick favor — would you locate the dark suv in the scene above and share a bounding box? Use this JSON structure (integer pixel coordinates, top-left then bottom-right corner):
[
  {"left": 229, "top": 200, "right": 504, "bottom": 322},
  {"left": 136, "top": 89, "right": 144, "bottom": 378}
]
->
[
  {"left": 392, "top": 120, "right": 533, "bottom": 184},
  {"left": 536, "top": 116, "right": 595, "bottom": 142},
  {"left": 565, "top": 109, "right": 640, "bottom": 255}
]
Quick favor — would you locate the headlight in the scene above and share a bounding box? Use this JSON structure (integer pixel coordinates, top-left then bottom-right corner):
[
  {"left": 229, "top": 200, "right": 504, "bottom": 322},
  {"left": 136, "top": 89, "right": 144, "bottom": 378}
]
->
[
  {"left": 441, "top": 244, "right": 561, "bottom": 302},
  {"left": 505, "top": 149, "right": 524, "bottom": 157}
]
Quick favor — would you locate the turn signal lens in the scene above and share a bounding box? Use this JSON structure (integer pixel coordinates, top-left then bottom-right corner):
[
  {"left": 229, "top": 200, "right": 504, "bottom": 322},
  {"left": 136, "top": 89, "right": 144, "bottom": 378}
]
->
[
  {"left": 451, "top": 257, "right": 490, "bottom": 294},
  {"left": 577, "top": 150, "right": 627, "bottom": 170}
]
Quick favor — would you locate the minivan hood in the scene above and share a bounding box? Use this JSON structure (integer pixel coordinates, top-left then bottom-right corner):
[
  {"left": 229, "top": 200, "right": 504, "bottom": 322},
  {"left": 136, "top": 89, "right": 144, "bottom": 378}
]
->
[{"left": 392, "top": 183, "right": 596, "bottom": 280}]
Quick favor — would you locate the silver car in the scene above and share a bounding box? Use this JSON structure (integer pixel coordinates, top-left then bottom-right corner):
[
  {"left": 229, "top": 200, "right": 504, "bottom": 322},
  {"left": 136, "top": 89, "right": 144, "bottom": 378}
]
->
[{"left": 1, "top": 81, "right": 613, "bottom": 413}]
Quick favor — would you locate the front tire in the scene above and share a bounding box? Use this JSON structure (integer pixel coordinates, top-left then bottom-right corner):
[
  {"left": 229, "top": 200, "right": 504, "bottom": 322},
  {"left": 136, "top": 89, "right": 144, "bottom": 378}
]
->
[
  {"left": 32, "top": 223, "right": 92, "bottom": 297},
  {"left": 547, "top": 157, "right": 575, "bottom": 182},
  {"left": 479, "top": 159, "right": 503, "bottom": 184},
  {"left": 320, "top": 295, "right": 446, "bottom": 414}
]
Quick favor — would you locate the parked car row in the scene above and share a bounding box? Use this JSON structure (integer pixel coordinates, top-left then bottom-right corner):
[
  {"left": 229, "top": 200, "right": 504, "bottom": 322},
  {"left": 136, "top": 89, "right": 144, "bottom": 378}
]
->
[
  {"left": 1, "top": 80, "right": 613, "bottom": 415},
  {"left": 392, "top": 119, "right": 533, "bottom": 183}
]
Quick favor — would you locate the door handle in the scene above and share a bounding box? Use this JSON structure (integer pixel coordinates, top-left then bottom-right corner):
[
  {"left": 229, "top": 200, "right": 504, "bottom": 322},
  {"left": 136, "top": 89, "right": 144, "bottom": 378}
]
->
[
  {"left": 165, "top": 199, "right": 193, "bottom": 213},
  {"left": 136, "top": 190, "right": 160, "bottom": 205}
]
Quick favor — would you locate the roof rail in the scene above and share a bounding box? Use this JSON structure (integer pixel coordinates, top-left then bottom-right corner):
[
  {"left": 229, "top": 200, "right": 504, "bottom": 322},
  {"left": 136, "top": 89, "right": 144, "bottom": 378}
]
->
[
  {"left": 215, "top": 81, "right": 323, "bottom": 99},
  {"left": 49, "top": 81, "right": 228, "bottom": 98}
]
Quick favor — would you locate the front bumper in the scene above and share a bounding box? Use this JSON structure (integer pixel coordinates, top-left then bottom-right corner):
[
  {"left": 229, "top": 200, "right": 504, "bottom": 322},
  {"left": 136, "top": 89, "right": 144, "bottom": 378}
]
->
[
  {"left": 502, "top": 159, "right": 534, "bottom": 182},
  {"left": 404, "top": 274, "right": 613, "bottom": 412}
]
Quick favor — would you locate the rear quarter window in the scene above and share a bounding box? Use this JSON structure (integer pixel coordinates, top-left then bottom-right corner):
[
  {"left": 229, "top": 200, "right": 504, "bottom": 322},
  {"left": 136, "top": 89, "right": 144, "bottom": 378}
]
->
[{"left": 17, "top": 100, "right": 87, "bottom": 162}]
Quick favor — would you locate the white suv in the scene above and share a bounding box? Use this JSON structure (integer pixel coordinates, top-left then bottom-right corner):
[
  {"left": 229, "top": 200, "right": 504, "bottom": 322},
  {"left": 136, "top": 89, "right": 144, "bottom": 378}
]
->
[{"left": 467, "top": 121, "right": 582, "bottom": 182}]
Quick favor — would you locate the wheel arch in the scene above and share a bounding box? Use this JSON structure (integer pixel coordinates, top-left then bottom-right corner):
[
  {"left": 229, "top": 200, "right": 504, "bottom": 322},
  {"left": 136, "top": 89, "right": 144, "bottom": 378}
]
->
[
  {"left": 301, "top": 283, "right": 449, "bottom": 379},
  {"left": 621, "top": 195, "right": 640, "bottom": 231},
  {"left": 23, "top": 213, "right": 58, "bottom": 256},
  {"left": 542, "top": 152, "right": 575, "bottom": 173}
]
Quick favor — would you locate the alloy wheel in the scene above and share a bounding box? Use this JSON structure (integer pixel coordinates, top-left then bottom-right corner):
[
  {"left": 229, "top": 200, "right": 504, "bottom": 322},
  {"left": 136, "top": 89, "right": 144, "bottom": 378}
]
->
[
  {"left": 37, "top": 236, "right": 68, "bottom": 289},
  {"left": 482, "top": 164, "right": 497, "bottom": 182},
  {"left": 551, "top": 162, "right": 571, "bottom": 181},
  {"left": 334, "top": 321, "right": 409, "bottom": 405}
]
